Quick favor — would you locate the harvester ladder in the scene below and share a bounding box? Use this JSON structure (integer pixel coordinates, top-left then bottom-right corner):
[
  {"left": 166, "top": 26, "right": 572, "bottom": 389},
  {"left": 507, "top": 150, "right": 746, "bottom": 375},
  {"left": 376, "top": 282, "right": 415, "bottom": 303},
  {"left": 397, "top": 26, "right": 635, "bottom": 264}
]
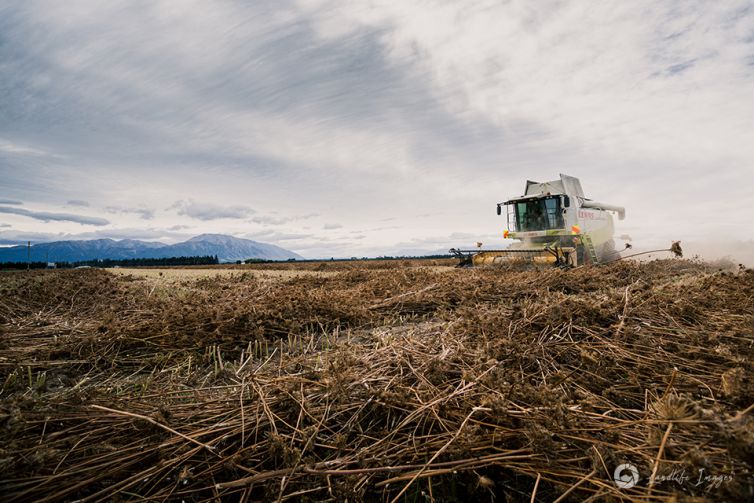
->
[{"left": 581, "top": 234, "right": 599, "bottom": 265}]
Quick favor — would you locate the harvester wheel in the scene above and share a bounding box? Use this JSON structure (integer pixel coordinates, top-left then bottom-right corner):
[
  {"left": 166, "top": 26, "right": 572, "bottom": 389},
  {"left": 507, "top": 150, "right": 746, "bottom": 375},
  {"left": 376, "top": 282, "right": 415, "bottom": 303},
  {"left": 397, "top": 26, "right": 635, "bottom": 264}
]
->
[{"left": 455, "top": 255, "right": 473, "bottom": 268}]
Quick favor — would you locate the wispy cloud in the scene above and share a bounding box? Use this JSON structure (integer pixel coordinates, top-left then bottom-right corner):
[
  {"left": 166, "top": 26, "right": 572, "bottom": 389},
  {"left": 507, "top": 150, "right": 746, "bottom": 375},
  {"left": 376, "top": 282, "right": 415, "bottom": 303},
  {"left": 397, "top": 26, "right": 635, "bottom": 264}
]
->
[
  {"left": 250, "top": 213, "right": 319, "bottom": 226},
  {"left": 0, "top": 139, "right": 48, "bottom": 156},
  {"left": 0, "top": 206, "right": 109, "bottom": 226},
  {"left": 323, "top": 223, "right": 343, "bottom": 230},
  {"left": 0, "top": 227, "right": 190, "bottom": 245},
  {"left": 250, "top": 215, "right": 292, "bottom": 226},
  {"left": 0, "top": 199, "right": 23, "bottom": 205},
  {"left": 66, "top": 199, "right": 90, "bottom": 207},
  {"left": 170, "top": 200, "right": 254, "bottom": 221},
  {"left": 0, "top": 231, "right": 64, "bottom": 245},
  {"left": 246, "top": 230, "right": 314, "bottom": 241},
  {"left": 106, "top": 206, "right": 155, "bottom": 220}
]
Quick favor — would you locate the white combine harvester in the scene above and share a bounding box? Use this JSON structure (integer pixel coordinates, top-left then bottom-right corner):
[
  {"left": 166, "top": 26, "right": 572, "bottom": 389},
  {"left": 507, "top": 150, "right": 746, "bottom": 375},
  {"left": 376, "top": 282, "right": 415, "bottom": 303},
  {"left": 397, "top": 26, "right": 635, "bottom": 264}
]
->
[{"left": 452, "top": 174, "right": 628, "bottom": 267}]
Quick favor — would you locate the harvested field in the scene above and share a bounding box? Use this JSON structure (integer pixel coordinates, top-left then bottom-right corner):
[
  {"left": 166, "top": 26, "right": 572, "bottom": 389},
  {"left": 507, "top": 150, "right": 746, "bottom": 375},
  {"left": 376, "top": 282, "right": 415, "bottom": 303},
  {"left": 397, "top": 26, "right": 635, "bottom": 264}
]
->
[
  {"left": 110, "top": 267, "right": 340, "bottom": 281},
  {"left": 178, "top": 258, "right": 457, "bottom": 271},
  {"left": 0, "top": 260, "right": 752, "bottom": 502}
]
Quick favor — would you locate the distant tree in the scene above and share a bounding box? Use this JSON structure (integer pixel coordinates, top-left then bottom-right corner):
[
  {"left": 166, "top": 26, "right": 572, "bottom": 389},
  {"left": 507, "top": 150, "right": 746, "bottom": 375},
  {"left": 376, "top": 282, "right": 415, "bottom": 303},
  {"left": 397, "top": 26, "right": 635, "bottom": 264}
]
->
[
  {"left": 57, "top": 255, "right": 221, "bottom": 268},
  {"left": 0, "top": 261, "right": 48, "bottom": 270},
  {"left": 243, "top": 258, "right": 273, "bottom": 264}
]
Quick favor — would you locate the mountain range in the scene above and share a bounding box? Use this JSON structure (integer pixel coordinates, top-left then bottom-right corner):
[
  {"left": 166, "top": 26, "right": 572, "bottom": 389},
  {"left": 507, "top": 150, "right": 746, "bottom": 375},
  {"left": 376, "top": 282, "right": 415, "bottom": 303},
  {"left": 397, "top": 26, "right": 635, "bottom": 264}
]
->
[{"left": 0, "top": 234, "right": 303, "bottom": 263}]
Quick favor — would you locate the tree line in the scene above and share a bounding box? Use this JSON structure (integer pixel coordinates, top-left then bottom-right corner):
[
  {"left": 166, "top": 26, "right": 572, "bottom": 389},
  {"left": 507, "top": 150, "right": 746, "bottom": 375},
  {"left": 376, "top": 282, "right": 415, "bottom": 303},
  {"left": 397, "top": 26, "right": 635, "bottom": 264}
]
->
[
  {"left": 242, "top": 254, "right": 452, "bottom": 264},
  {"left": 0, "top": 255, "right": 219, "bottom": 270}
]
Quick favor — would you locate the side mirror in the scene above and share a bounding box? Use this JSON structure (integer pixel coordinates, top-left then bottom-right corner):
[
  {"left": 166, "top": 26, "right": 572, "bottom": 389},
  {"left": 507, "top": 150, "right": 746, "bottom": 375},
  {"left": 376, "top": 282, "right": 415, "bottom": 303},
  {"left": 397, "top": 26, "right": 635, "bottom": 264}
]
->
[
  {"left": 563, "top": 195, "right": 570, "bottom": 208},
  {"left": 496, "top": 204, "right": 501, "bottom": 215}
]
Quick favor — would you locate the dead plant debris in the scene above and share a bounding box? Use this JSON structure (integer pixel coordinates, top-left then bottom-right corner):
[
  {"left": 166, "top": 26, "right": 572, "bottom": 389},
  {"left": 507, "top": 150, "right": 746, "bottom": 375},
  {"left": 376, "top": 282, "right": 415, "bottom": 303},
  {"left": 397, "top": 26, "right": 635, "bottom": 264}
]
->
[{"left": 0, "top": 258, "right": 752, "bottom": 502}]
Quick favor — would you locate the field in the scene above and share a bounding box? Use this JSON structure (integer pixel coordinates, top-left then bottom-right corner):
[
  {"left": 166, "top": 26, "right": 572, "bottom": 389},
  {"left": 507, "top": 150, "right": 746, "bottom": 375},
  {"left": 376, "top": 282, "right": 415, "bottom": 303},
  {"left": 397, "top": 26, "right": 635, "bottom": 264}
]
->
[{"left": 0, "top": 259, "right": 752, "bottom": 502}]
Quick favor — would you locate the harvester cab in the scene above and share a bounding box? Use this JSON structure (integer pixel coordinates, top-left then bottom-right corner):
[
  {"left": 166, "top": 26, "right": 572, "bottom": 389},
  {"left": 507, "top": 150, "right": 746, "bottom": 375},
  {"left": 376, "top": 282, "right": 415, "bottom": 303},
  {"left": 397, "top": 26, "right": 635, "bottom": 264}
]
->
[{"left": 452, "top": 174, "right": 626, "bottom": 267}]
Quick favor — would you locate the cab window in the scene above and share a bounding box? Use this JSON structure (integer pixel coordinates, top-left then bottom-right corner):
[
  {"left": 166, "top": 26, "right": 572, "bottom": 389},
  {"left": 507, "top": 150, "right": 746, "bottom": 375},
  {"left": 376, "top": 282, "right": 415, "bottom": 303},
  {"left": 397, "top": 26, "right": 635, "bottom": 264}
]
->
[{"left": 514, "top": 197, "right": 563, "bottom": 231}]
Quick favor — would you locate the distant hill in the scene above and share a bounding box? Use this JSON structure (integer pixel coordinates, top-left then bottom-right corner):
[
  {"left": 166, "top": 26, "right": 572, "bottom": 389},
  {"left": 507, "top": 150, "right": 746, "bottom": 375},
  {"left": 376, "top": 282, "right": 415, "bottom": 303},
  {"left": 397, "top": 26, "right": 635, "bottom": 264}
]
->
[{"left": 0, "top": 234, "right": 303, "bottom": 263}]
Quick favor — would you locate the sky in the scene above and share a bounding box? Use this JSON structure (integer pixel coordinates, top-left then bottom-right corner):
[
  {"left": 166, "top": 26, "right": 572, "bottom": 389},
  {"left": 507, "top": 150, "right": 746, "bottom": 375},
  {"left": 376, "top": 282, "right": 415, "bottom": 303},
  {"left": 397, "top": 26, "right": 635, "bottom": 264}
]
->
[{"left": 1, "top": 0, "right": 753, "bottom": 258}]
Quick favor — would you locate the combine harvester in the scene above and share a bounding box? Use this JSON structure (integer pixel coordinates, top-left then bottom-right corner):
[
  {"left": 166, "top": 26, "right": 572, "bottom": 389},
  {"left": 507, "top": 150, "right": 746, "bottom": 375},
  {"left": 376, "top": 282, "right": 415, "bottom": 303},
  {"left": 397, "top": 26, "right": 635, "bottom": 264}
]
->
[{"left": 452, "top": 174, "right": 629, "bottom": 268}]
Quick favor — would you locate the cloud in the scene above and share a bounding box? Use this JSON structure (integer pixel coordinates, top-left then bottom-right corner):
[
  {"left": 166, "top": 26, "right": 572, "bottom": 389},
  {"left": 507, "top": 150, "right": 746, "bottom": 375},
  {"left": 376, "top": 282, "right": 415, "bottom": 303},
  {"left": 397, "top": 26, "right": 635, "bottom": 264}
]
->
[
  {"left": 323, "top": 223, "right": 342, "bottom": 230},
  {"left": 0, "top": 227, "right": 192, "bottom": 245},
  {"left": 0, "top": 206, "right": 109, "bottom": 226},
  {"left": 0, "top": 231, "right": 64, "bottom": 245},
  {"left": 0, "top": 199, "right": 23, "bottom": 205},
  {"left": 251, "top": 213, "right": 320, "bottom": 226},
  {"left": 66, "top": 199, "right": 90, "bottom": 207},
  {"left": 245, "top": 230, "right": 314, "bottom": 241},
  {"left": 132, "top": 208, "right": 156, "bottom": 219},
  {"left": 0, "top": 139, "right": 48, "bottom": 156},
  {"left": 170, "top": 200, "right": 254, "bottom": 221},
  {"left": 250, "top": 215, "right": 292, "bottom": 226},
  {"left": 106, "top": 205, "right": 155, "bottom": 220},
  {"left": 367, "top": 226, "right": 399, "bottom": 232},
  {"left": 448, "top": 232, "right": 476, "bottom": 240},
  {"left": 0, "top": 223, "right": 11, "bottom": 228},
  {"left": 337, "top": 1, "right": 754, "bottom": 167},
  {"left": 68, "top": 228, "right": 186, "bottom": 241}
]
